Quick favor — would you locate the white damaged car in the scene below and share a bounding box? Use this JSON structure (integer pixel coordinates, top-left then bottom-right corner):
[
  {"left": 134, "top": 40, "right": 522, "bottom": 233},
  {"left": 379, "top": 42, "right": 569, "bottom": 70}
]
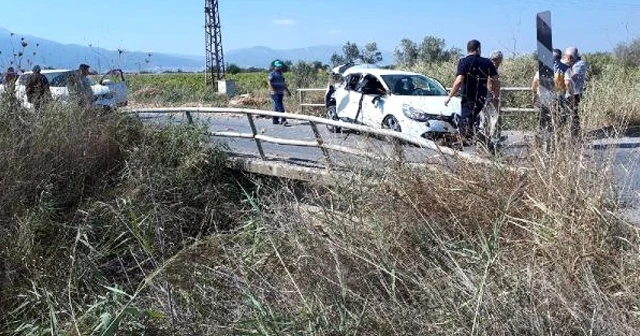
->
[
  {"left": 2, "top": 68, "right": 128, "bottom": 110},
  {"left": 324, "top": 64, "right": 461, "bottom": 142}
]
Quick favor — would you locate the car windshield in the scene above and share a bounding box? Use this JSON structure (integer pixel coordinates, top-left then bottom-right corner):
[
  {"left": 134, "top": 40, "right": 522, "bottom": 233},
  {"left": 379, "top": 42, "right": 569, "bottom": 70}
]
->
[{"left": 381, "top": 74, "right": 448, "bottom": 96}]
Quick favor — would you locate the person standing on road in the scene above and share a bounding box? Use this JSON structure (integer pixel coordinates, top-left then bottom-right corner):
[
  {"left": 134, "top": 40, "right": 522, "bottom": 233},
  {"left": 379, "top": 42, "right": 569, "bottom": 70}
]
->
[
  {"left": 267, "top": 60, "right": 291, "bottom": 126},
  {"left": 68, "top": 63, "right": 94, "bottom": 108},
  {"left": 563, "top": 46, "right": 587, "bottom": 138},
  {"left": 25, "top": 65, "right": 51, "bottom": 113},
  {"left": 444, "top": 39, "right": 499, "bottom": 146}
]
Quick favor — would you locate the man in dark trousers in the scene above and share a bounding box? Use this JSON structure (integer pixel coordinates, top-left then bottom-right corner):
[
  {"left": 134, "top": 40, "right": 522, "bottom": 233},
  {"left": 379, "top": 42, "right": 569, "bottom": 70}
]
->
[
  {"left": 25, "top": 65, "right": 51, "bottom": 112},
  {"left": 267, "top": 60, "right": 291, "bottom": 126},
  {"left": 445, "top": 40, "right": 499, "bottom": 145}
]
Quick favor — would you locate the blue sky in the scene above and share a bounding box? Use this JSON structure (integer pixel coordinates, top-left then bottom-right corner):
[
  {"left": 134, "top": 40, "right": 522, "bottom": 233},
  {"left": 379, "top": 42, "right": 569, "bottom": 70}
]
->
[{"left": 2, "top": 0, "right": 640, "bottom": 57}]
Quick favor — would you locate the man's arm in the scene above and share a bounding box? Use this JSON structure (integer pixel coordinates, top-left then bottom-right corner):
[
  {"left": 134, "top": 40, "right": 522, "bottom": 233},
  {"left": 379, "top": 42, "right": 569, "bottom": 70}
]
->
[
  {"left": 571, "top": 61, "right": 587, "bottom": 80},
  {"left": 444, "top": 74, "right": 464, "bottom": 106},
  {"left": 267, "top": 73, "right": 274, "bottom": 92}
]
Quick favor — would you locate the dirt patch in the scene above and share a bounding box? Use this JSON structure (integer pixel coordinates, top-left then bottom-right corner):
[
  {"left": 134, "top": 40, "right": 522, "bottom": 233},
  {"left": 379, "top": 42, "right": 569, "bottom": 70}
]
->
[{"left": 229, "top": 94, "right": 270, "bottom": 107}]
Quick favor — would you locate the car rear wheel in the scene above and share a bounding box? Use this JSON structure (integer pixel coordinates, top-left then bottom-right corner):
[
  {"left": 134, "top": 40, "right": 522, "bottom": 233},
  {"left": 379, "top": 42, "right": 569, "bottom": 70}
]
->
[
  {"left": 382, "top": 115, "right": 401, "bottom": 132},
  {"left": 326, "top": 105, "right": 341, "bottom": 133}
]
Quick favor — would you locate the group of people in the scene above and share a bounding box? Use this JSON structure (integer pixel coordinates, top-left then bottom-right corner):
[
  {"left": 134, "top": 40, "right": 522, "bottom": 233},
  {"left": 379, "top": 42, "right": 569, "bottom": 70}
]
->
[
  {"left": 1, "top": 63, "right": 95, "bottom": 112},
  {"left": 531, "top": 46, "right": 587, "bottom": 139},
  {"left": 444, "top": 39, "right": 588, "bottom": 149}
]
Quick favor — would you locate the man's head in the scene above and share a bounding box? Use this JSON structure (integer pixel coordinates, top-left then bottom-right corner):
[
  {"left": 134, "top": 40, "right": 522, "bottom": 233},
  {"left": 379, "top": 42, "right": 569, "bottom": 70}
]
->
[
  {"left": 7, "top": 66, "right": 15, "bottom": 74},
  {"left": 79, "top": 63, "right": 90, "bottom": 75},
  {"left": 563, "top": 46, "right": 580, "bottom": 65},
  {"left": 273, "top": 60, "right": 284, "bottom": 71},
  {"left": 32, "top": 65, "right": 41, "bottom": 73},
  {"left": 553, "top": 49, "right": 562, "bottom": 61},
  {"left": 489, "top": 50, "right": 503, "bottom": 68},
  {"left": 467, "top": 39, "right": 481, "bottom": 55}
]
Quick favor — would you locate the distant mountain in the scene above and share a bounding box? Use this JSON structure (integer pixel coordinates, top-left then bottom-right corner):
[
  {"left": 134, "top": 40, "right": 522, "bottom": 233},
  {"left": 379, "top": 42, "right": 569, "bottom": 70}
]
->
[
  {"left": 225, "top": 45, "right": 392, "bottom": 68},
  {"left": 0, "top": 27, "right": 393, "bottom": 72}
]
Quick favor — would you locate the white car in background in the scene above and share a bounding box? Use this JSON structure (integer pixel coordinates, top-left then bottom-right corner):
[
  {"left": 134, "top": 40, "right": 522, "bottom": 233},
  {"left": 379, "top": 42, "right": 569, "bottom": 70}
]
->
[
  {"left": 324, "top": 64, "right": 461, "bottom": 142},
  {"left": 1, "top": 68, "right": 128, "bottom": 110}
]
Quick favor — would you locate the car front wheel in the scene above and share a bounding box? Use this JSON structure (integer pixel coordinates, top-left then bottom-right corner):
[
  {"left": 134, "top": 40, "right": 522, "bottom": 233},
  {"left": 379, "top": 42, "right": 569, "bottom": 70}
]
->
[
  {"left": 382, "top": 115, "right": 401, "bottom": 132},
  {"left": 326, "top": 105, "right": 341, "bottom": 133}
]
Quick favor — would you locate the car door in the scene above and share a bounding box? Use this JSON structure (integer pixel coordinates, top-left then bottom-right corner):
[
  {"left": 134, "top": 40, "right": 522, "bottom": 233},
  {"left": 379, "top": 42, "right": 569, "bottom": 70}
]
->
[
  {"left": 99, "top": 69, "right": 128, "bottom": 106},
  {"left": 335, "top": 73, "right": 364, "bottom": 123},
  {"left": 357, "top": 74, "right": 387, "bottom": 128}
]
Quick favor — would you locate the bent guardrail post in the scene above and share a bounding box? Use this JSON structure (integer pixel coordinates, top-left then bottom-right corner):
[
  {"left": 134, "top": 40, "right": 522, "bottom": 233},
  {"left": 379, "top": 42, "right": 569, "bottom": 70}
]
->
[
  {"left": 308, "top": 120, "right": 333, "bottom": 170},
  {"left": 246, "top": 113, "right": 266, "bottom": 160}
]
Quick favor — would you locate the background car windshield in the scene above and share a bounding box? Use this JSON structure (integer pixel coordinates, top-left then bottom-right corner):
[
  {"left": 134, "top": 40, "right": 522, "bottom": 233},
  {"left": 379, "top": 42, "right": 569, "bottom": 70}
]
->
[{"left": 381, "top": 75, "right": 447, "bottom": 96}]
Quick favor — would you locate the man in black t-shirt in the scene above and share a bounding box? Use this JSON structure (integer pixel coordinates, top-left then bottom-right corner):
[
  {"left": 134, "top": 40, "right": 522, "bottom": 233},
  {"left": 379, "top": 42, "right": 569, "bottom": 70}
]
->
[{"left": 445, "top": 40, "right": 499, "bottom": 144}]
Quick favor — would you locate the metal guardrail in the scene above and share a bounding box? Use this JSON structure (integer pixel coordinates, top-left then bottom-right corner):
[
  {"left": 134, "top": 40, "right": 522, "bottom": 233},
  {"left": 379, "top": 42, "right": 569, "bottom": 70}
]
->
[
  {"left": 297, "top": 86, "right": 539, "bottom": 114},
  {"left": 129, "top": 107, "right": 523, "bottom": 173}
]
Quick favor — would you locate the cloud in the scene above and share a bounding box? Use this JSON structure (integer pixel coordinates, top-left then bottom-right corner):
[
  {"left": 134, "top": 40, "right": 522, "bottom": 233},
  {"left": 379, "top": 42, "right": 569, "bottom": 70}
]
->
[
  {"left": 328, "top": 29, "right": 341, "bottom": 35},
  {"left": 272, "top": 18, "right": 295, "bottom": 26}
]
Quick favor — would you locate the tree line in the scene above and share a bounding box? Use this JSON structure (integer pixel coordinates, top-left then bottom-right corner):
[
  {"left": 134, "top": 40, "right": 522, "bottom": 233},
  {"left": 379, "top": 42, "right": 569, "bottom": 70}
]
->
[{"left": 223, "top": 34, "right": 640, "bottom": 77}]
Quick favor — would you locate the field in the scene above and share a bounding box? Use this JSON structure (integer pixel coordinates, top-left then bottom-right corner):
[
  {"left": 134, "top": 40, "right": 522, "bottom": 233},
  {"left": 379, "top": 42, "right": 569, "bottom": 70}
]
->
[{"left": 2, "top": 53, "right": 640, "bottom": 335}]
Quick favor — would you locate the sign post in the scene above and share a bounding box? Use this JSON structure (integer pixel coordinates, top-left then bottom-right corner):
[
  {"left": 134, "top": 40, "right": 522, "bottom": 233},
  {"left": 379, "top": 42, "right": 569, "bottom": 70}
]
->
[{"left": 536, "top": 11, "right": 556, "bottom": 149}]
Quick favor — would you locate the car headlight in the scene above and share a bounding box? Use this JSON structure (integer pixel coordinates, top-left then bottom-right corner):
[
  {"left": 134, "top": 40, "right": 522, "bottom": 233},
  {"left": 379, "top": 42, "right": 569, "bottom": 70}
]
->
[{"left": 402, "top": 104, "right": 440, "bottom": 122}]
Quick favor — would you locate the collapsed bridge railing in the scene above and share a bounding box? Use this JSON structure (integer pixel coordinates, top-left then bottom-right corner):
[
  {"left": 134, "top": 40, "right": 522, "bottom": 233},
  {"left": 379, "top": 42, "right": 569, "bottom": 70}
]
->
[{"left": 128, "top": 107, "right": 526, "bottom": 175}]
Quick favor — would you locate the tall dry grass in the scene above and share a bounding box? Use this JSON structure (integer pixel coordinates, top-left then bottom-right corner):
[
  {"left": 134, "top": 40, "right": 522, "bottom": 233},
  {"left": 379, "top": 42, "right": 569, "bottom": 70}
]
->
[
  {"left": 0, "top": 101, "right": 248, "bottom": 335},
  {"left": 157, "top": 141, "right": 637, "bottom": 335},
  {"left": 1, "top": 59, "right": 639, "bottom": 335}
]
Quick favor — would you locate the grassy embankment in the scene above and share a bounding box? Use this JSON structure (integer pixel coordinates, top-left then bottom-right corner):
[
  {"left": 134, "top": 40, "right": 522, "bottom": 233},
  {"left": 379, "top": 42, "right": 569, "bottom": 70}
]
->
[{"left": 1, "top": 54, "right": 640, "bottom": 334}]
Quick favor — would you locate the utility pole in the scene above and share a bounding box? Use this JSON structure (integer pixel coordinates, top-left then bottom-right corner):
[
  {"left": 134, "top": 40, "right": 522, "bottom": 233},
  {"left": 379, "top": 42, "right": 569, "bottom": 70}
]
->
[{"left": 205, "top": 0, "right": 225, "bottom": 85}]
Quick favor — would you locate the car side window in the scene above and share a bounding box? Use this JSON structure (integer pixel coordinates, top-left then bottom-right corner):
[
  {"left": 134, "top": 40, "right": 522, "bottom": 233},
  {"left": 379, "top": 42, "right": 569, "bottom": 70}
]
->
[
  {"left": 358, "top": 74, "right": 385, "bottom": 95},
  {"left": 345, "top": 74, "right": 361, "bottom": 91}
]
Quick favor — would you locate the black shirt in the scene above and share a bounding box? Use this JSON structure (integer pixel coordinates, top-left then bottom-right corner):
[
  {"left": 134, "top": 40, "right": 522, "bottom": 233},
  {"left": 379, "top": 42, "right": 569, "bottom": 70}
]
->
[{"left": 456, "top": 55, "right": 497, "bottom": 103}]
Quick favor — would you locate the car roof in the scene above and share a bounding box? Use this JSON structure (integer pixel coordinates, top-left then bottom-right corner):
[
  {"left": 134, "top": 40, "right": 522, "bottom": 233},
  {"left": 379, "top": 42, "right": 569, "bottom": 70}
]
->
[
  {"left": 20, "top": 69, "right": 73, "bottom": 75},
  {"left": 342, "top": 67, "right": 425, "bottom": 78}
]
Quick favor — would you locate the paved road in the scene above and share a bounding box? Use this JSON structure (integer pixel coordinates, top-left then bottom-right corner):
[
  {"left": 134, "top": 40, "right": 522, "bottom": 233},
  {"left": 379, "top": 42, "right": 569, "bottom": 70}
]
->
[{"left": 139, "top": 112, "right": 639, "bottom": 221}]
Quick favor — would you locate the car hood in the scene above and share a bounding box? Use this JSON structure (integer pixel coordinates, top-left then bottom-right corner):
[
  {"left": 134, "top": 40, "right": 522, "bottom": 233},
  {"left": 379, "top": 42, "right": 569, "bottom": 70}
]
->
[{"left": 394, "top": 96, "right": 461, "bottom": 116}]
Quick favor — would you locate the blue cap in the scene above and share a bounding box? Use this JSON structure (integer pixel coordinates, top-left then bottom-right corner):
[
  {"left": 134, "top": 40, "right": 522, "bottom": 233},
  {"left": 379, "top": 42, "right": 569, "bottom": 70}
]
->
[
  {"left": 273, "top": 60, "right": 283, "bottom": 68},
  {"left": 32, "top": 65, "right": 41, "bottom": 72}
]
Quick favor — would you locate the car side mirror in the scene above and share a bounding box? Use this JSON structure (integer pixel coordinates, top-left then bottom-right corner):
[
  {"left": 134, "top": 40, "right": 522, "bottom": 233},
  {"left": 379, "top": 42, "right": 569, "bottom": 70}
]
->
[
  {"left": 101, "top": 79, "right": 112, "bottom": 85},
  {"left": 372, "top": 94, "right": 384, "bottom": 105}
]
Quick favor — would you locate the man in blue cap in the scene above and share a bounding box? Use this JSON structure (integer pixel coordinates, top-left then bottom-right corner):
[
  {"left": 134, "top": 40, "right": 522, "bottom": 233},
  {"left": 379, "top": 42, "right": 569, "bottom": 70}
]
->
[{"left": 267, "top": 60, "right": 291, "bottom": 125}]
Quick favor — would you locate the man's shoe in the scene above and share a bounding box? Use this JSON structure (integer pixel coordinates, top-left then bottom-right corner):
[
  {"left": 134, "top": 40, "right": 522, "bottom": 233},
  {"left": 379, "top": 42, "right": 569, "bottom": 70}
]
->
[
  {"left": 282, "top": 121, "right": 290, "bottom": 127},
  {"left": 272, "top": 119, "right": 280, "bottom": 125}
]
